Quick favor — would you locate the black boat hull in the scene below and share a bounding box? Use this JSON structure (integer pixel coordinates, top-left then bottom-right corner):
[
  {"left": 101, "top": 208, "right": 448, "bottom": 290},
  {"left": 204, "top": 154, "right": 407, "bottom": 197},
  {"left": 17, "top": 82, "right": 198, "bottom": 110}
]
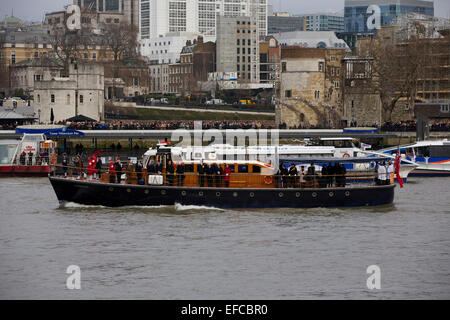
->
[{"left": 49, "top": 177, "right": 395, "bottom": 209}]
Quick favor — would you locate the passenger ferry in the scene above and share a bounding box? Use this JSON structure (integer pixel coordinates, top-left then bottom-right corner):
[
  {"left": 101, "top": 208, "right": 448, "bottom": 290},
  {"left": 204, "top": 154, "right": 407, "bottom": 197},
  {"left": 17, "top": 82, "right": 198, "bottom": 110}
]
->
[
  {"left": 0, "top": 134, "right": 57, "bottom": 177},
  {"left": 378, "top": 140, "right": 450, "bottom": 177},
  {"left": 48, "top": 142, "right": 396, "bottom": 209}
]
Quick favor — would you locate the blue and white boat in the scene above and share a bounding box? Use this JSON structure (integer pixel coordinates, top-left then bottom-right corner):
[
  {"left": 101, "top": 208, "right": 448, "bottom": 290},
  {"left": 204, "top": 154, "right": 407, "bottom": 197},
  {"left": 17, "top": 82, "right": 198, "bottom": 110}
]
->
[{"left": 378, "top": 140, "right": 450, "bottom": 177}]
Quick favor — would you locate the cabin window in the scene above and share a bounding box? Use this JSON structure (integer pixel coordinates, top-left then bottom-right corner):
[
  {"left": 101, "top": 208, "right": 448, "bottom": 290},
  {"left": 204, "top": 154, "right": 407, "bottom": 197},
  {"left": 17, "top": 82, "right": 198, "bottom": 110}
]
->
[
  {"left": 184, "top": 164, "right": 194, "bottom": 173},
  {"left": 238, "top": 165, "right": 248, "bottom": 173},
  {"left": 252, "top": 165, "right": 261, "bottom": 173},
  {"left": 228, "top": 165, "right": 235, "bottom": 173}
]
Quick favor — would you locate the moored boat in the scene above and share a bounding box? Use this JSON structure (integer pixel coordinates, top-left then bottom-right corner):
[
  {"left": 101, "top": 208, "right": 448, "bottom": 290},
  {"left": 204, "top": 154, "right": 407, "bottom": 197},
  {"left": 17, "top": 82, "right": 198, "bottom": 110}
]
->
[
  {"left": 378, "top": 139, "right": 450, "bottom": 177},
  {"left": 0, "top": 134, "right": 57, "bottom": 177}
]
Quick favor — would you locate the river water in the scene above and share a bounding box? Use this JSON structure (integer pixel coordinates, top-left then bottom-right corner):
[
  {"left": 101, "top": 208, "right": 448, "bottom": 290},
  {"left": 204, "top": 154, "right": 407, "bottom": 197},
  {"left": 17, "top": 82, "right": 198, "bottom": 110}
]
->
[{"left": 0, "top": 176, "right": 449, "bottom": 299}]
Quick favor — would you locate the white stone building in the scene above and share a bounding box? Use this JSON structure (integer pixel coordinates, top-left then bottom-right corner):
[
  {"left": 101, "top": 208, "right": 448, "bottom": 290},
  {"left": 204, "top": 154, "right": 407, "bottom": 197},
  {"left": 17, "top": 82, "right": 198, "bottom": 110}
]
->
[{"left": 33, "top": 63, "right": 104, "bottom": 123}]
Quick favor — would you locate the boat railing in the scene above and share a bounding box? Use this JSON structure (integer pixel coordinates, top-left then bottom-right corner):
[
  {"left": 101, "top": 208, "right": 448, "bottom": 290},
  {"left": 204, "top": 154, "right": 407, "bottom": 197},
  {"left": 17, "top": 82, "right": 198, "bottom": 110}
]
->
[{"left": 51, "top": 164, "right": 392, "bottom": 189}]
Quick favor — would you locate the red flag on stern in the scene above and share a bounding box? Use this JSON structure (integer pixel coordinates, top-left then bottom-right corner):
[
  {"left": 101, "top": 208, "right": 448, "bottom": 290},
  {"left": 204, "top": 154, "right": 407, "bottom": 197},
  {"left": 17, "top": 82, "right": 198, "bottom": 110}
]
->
[{"left": 394, "top": 154, "right": 404, "bottom": 188}]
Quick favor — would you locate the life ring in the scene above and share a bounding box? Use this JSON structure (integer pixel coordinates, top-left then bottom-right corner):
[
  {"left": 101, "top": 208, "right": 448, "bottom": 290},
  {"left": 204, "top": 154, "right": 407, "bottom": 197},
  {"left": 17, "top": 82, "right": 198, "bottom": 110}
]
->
[
  {"left": 264, "top": 175, "right": 273, "bottom": 184},
  {"left": 343, "top": 153, "right": 351, "bottom": 158}
]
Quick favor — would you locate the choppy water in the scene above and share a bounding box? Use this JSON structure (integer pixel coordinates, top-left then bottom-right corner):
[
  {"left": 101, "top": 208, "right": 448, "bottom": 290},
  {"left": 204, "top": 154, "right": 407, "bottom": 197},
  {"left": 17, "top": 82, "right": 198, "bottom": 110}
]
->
[{"left": 0, "top": 177, "right": 449, "bottom": 299}]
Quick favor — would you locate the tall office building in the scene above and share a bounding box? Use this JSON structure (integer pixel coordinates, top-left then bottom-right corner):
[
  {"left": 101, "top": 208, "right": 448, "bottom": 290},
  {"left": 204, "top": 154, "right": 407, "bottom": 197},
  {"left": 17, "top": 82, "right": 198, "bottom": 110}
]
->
[
  {"left": 344, "top": 0, "right": 434, "bottom": 34},
  {"left": 341, "top": 0, "right": 434, "bottom": 49},
  {"left": 301, "top": 13, "right": 344, "bottom": 32},
  {"left": 139, "top": 0, "right": 267, "bottom": 41},
  {"left": 73, "top": 0, "right": 139, "bottom": 28}
]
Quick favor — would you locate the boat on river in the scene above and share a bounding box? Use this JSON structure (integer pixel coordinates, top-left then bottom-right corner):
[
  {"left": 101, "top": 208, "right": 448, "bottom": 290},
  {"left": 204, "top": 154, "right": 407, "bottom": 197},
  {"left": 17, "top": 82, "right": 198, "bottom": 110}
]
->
[
  {"left": 0, "top": 133, "right": 57, "bottom": 177},
  {"left": 48, "top": 143, "right": 396, "bottom": 209},
  {"left": 378, "top": 140, "right": 450, "bottom": 177}
]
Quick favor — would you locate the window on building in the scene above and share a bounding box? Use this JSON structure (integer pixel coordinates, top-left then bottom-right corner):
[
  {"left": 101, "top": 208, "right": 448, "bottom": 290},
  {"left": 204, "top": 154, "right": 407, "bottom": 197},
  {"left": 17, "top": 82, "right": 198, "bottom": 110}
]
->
[
  {"left": 314, "top": 91, "right": 320, "bottom": 99},
  {"left": 285, "top": 90, "right": 292, "bottom": 98},
  {"left": 66, "top": 94, "right": 70, "bottom": 105},
  {"left": 441, "top": 104, "right": 449, "bottom": 113},
  {"left": 37, "top": 94, "right": 40, "bottom": 103},
  {"left": 51, "top": 94, "right": 55, "bottom": 103},
  {"left": 237, "top": 39, "right": 240, "bottom": 45},
  {"left": 282, "top": 62, "right": 287, "bottom": 72},
  {"left": 80, "top": 95, "right": 84, "bottom": 104},
  {"left": 84, "top": 52, "right": 88, "bottom": 59},
  {"left": 11, "top": 51, "right": 16, "bottom": 64},
  {"left": 319, "top": 62, "right": 324, "bottom": 72},
  {"left": 34, "top": 52, "right": 39, "bottom": 58},
  {"left": 92, "top": 52, "right": 97, "bottom": 60}
]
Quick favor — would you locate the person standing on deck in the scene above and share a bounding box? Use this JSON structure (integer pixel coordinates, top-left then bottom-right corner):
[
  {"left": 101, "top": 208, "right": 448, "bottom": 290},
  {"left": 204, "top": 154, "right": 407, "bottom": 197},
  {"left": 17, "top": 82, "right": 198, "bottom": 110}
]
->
[
  {"left": 108, "top": 160, "right": 116, "bottom": 183},
  {"left": 320, "top": 164, "right": 328, "bottom": 188},
  {"left": 87, "top": 157, "right": 93, "bottom": 180},
  {"left": 62, "top": 153, "right": 69, "bottom": 177},
  {"left": 124, "top": 160, "right": 132, "bottom": 184},
  {"left": 76, "top": 155, "right": 83, "bottom": 179},
  {"left": 216, "top": 164, "right": 223, "bottom": 187},
  {"left": 387, "top": 160, "right": 394, "bottom": 185},
  {"left": 166, "top": 160, "right": 175, "bottom": 186},
  {"left": 288, "top": 163, "right": 298, "bottom": 188},
  {"left": 198, "top": 162, "right": 204, "bottom": 187},
  {"left": 377, "top": 161, "right": 387, "bottom": 185},
  {"left": 224, "top": 164, "right": 231, "bottom": 188},
  {"left": 95, "top": 156, "right": 103, "bottom": 180},
  {"left": 115, "top": 158, "right": 123, "bottom": 184},
  {"left": 136, "top": 160, "right": 143, "bottom": 184}
]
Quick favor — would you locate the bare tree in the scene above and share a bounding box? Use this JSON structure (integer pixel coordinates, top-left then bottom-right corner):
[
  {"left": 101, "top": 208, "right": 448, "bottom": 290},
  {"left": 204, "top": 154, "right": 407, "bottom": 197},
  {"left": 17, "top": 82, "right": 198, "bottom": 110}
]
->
[
  {"left": 49, "top": 25, "right": 93, "bottom": 76},
  {"left": 365, "top": 27, "right": 429, "bottom": 121},
  {"left": 102, "top": 21, "right": 138, "bottom": 61}
]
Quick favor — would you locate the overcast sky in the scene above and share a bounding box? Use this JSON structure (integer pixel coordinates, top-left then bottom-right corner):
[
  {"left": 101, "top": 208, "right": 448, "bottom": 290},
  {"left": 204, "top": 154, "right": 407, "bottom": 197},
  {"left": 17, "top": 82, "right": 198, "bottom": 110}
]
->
[{"left": 1, "top": 0, "right": 449, "bottom": 22}]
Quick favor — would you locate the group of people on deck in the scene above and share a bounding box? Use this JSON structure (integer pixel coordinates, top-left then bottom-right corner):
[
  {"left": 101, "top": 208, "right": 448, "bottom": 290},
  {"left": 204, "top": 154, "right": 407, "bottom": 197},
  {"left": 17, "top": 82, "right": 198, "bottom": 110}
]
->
[
  {"left": 277, "top": 162, "right": 347, "bottom": 188},
  {"left": 375, "top": 161, "right": 394, "bottom": 185}
]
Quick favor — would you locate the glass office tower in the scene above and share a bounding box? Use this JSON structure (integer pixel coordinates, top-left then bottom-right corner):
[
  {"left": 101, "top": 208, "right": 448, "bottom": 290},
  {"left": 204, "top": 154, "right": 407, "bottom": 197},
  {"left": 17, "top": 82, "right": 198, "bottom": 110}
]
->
[{"left": 344, "top": 0, "right": 434, "bottom": 33}]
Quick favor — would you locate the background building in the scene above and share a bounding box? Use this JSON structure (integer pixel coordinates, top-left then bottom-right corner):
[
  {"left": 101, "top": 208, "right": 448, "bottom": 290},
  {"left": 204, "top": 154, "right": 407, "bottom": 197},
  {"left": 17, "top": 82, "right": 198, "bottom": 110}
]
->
[
  {"left": 33, "top": 62, "right": 105, "bottom": 122},
  {"left": 277, "top": 46, "right": 346, "bottom": 128},
  {"left": 273, "top": 31, "right": 350, "bottom": 50},
  {"left": 299, "top": 13, "right": 344, "bottom": 32},
  {"left": 139, "top": 0, "right": 268, "bottom": 41},
  {"left": 216, "top": 15, "right": 259, "bottom": 84},
  {"left": 341, "top": 0, "right": 434, "bottom": 49},
  {"left": 74, "top": 0, "right": 139, "bottom": 28},
  {"left": 268, "top": 14, "right": 304, "bottom": 34}
]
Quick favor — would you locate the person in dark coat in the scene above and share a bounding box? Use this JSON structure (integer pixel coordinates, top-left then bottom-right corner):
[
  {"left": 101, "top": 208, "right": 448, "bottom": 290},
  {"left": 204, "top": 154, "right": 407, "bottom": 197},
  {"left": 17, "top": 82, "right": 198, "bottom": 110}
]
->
[
  {"left": 288, "top": 163, "right": 298, "bottom": 188},
  {"left": 147, "top": 160, "right": 155, "bottom": 174},
  {"left": 307, "top": 163, "right": 316, "bottom": 186},
  {"left": 215, "top": 164, "right": 223, "bottom": 187},
  {"left": 206, "top": 164, "right": 213, "bottom": 187},
  {"left": 326, "top": 163, "right": 333, "bottom": 187},
  {"left": 114, "top": 158, "right": 123, "bottom": 184},
  {"left": 155, "top": 160, "right": 163, "bottom": 174},
  {"left": 95, "top": 156, "right": 103, "bottom": 179},
  {"left": 320, "top": 164, "right": 328, "bottom": 188},
  {"left": 280, "top": 163, "right": 289, "bottom": 188},
  {"left": 166, "top": 160, "right": 175, "bottom": 186}
]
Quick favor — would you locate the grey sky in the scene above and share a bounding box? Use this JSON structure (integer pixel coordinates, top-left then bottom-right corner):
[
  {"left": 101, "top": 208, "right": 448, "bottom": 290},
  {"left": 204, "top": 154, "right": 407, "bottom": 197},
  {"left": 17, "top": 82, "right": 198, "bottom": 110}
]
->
[{"left": 0, "top": 0, "right": 449, "bottom": 22}]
